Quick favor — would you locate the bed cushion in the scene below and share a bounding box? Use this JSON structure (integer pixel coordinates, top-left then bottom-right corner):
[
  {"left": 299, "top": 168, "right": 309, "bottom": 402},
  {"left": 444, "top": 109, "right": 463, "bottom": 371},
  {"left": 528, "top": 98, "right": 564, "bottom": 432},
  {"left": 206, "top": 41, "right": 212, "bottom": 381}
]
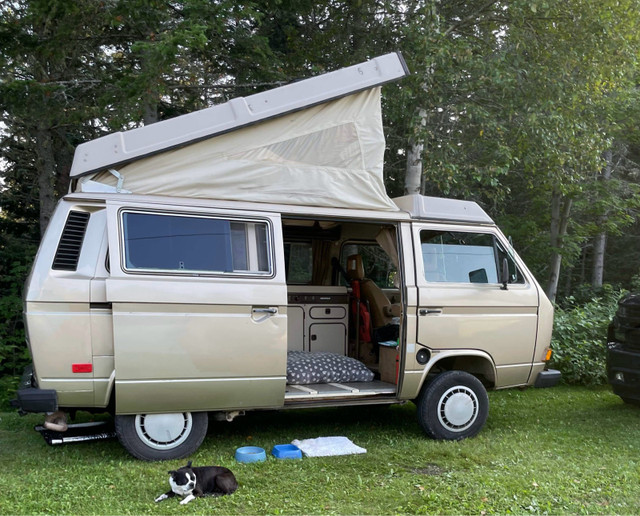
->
[{"left": 287, "top": 351, "right": 374, "bottom": 385}]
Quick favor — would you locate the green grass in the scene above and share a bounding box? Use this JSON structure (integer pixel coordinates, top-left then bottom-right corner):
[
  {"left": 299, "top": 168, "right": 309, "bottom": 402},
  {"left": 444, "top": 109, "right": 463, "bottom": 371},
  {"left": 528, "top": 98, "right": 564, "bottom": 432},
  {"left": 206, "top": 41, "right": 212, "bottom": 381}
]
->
[{"left": 1, "top": 385, "right": 639, "bottom": 514}]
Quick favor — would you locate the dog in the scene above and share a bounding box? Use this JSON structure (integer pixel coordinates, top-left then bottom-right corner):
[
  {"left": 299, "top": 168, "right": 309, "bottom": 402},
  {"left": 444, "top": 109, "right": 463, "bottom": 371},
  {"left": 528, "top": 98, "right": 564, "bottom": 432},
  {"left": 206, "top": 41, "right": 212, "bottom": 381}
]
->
[{"left": 154, "top": 460, "right": 238, "bottom": 505}]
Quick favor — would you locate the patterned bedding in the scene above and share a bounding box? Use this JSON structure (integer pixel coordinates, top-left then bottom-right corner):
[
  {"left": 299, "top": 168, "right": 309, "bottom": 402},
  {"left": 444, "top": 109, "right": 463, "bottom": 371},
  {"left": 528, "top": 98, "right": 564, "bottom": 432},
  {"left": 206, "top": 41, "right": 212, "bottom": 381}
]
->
[{"left": 287, "top": 351, "right": 374, "bottom": 385}]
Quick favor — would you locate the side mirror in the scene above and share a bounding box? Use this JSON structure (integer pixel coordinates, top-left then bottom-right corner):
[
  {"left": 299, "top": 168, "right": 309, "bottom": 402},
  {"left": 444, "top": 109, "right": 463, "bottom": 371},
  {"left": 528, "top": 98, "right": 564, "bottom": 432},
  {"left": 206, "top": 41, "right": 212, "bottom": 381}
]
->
[{"left": 500, "top": 257, "right": 509, "bottom": 290}]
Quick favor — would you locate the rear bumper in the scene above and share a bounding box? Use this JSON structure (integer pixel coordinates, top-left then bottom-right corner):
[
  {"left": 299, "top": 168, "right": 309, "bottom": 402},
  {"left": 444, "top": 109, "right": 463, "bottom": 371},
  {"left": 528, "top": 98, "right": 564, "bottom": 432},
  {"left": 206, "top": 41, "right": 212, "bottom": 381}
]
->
[
  {"left": 534, "top": 369, "right": 561, "bottom": 388},
  {"left": 10, "top": 365, "right": 58, "bottom": 414},
  {"left": 11, "top": 387, "right": 58, "bottom": 414},
  {"left": 607, "top": 343, "right": 640, "bottom": 401}
]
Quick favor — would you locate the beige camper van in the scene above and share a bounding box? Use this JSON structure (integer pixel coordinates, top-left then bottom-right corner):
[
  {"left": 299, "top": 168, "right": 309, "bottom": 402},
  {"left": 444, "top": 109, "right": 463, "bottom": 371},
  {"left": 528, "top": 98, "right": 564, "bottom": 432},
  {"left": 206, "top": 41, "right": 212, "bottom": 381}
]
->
[{"left": 13, "top": 53, "right": 560, "bottom": 461}]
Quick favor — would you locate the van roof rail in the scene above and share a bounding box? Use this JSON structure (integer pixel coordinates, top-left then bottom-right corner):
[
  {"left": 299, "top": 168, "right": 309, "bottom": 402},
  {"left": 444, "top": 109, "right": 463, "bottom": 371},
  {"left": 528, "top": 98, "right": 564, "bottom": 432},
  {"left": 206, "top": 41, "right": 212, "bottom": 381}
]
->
[{"left": 71, "top": 52, "right": 409, "bottom": 178}]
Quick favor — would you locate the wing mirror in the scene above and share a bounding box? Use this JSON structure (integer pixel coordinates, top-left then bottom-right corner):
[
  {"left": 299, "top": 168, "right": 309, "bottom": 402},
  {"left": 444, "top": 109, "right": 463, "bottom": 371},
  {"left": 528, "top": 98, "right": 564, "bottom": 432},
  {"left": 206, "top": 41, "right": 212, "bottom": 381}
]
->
[{"left": 500, "top": 257, "right": 509, "bottom": 290}]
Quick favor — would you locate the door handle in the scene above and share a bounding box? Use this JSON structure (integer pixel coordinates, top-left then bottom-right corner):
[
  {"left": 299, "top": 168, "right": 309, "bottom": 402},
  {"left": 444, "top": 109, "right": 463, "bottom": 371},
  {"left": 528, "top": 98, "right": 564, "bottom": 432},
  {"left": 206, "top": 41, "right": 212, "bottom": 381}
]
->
[
  {"left": 252, "top": 307, "right": 278, "bottom": 314},
  {"left": 419, "top": 308, "right": 442, "bottom": 316}
]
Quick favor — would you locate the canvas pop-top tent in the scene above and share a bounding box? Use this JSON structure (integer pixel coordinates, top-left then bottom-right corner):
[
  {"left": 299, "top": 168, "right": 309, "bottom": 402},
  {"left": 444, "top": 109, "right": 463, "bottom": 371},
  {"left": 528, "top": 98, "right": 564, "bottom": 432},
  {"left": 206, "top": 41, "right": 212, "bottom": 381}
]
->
[{"left": 70, "top": 53, "right": 409, "bottom": 211}]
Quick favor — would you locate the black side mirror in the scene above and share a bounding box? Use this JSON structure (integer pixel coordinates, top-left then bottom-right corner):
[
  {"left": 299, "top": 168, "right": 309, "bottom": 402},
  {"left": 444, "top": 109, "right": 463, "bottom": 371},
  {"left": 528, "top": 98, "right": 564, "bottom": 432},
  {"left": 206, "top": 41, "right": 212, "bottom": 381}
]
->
[{"left": 500, "top": 257, "right": 509, "bottom": 290}]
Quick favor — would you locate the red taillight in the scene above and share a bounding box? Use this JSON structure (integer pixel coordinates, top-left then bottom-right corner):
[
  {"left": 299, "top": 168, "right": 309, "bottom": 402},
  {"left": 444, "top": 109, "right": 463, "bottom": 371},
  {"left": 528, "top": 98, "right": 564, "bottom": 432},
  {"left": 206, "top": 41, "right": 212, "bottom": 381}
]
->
[{"left": 72, "top": 363, "right": 92, "bottom": 373}]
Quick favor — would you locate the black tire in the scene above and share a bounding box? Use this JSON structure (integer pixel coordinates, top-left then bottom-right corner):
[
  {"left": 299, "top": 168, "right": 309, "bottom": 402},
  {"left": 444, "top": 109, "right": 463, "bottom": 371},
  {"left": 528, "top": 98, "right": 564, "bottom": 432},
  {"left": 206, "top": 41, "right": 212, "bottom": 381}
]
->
[
  {"left": 115, "top": 411, "right": 208, "bottom": 461},
  {"left": 416, "top": 371, "right": 489, "bottom": 440}
]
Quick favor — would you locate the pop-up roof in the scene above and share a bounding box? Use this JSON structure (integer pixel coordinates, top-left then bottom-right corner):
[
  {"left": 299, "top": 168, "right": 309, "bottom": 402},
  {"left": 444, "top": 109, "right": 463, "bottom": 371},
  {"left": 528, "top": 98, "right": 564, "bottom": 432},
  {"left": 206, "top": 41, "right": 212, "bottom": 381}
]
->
[{"left": 72, "top": 52, "right": 409, "bottom": 211}]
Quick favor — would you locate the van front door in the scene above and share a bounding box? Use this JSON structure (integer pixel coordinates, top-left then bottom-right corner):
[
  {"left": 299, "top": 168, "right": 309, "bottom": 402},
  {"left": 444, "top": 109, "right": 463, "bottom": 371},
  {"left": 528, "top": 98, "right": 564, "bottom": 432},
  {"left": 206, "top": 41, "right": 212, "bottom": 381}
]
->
[
  {"left": 106, "top": 200, "right": 287, "bottom": 414},
  {"left": 413, "top": 224, "right": 539, "bottom": 387}
]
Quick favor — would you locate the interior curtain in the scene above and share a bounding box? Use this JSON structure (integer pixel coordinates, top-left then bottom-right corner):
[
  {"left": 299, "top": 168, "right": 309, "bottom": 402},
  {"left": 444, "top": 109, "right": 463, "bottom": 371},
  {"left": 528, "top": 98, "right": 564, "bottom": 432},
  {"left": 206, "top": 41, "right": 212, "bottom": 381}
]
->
[
  {"left": 376, "top": 228, "right": 399, "bottom": 268},
  {"left": 312, "top": 239, "right": 333, "bottom": 284}
]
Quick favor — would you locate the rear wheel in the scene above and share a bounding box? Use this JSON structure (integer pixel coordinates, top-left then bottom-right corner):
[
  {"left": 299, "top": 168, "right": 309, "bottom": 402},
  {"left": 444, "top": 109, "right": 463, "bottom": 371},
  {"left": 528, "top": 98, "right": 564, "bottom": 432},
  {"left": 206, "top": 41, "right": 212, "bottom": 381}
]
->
[
  {"left": 115, "top": 411, "right": 208, "bottom": 461},
  {"left": 416, "top": 371, "right": 488, "bottom": 440}
]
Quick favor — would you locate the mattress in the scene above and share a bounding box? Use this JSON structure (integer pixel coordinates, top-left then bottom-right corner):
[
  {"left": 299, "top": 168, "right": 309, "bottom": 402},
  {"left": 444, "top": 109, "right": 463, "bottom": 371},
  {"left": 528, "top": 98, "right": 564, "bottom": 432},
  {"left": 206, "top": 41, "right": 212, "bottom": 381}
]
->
[{"left": 286, "top": 351, "right": 374, "bottom": 385}]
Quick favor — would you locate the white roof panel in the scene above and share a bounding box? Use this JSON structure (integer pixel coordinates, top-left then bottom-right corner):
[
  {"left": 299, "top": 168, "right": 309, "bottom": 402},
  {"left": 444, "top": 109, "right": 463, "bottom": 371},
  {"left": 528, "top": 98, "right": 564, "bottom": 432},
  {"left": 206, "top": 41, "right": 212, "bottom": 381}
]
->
[{"left": 393, "top": 194, "right": 494, "bottom": 224}]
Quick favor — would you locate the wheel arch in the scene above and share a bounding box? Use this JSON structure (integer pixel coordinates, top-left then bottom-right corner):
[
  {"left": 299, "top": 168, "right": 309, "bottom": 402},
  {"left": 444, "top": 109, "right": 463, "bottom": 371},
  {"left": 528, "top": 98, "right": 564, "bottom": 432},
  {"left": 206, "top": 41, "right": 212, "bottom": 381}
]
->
[
  {"left": 100, "top": 369, "right": 116, "bottom": 411},
  {"left": 416, "top": 349, "right": 497, "bottom": 395}
]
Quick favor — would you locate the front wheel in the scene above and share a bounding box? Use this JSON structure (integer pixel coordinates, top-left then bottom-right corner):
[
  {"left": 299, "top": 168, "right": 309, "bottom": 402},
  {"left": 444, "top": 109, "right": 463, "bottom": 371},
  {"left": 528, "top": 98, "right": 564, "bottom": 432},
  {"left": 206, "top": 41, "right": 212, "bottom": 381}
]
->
[
  {"left": 115, "top": 411, "right": 208, "bottom": 461},
  {"left": 416, "top": 371, "right": 488, "bottom": 440}
]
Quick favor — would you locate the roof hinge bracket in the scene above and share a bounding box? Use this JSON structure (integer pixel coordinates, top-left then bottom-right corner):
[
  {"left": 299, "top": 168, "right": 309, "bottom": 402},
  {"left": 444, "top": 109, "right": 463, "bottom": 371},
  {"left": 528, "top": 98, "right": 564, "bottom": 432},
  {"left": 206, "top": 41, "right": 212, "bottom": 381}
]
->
[{"left": 108, "top": 169, "right": 125, "bottom": 193}]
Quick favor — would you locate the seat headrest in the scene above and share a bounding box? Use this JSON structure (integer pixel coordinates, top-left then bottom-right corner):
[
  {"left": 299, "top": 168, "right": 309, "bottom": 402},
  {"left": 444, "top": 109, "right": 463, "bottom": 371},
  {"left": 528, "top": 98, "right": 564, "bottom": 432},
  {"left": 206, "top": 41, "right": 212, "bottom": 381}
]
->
[{"left": 346, "top": 254, "right": 365, "bottom": 281}]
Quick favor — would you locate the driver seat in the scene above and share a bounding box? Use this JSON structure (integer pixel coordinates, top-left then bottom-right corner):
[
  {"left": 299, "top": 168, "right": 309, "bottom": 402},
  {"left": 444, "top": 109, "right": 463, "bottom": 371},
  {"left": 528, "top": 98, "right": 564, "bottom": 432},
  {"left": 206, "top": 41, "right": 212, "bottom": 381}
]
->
[{"left": 346, "top": 254, "right": 400, "bottom": 328}]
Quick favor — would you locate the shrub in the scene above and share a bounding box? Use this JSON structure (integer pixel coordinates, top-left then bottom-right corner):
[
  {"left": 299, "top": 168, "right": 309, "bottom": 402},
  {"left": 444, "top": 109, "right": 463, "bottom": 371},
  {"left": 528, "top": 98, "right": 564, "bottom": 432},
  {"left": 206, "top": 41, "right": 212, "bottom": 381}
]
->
[
  {"left": 0, "top": 237, "right": 37, "bottom": 378},
  {"left": 550, "top": 285, "right": 625, "bottom": 385},
  {"left": 0, "top": 375, "right": 20, "bottom": 410}
]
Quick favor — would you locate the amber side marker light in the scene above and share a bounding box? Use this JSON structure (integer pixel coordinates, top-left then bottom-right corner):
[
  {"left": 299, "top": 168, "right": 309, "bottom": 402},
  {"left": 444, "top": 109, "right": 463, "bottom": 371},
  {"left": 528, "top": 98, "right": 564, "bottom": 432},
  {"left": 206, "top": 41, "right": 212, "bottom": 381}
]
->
[{"left": 544, "top": 349, "right": 553, "bottom": 362}]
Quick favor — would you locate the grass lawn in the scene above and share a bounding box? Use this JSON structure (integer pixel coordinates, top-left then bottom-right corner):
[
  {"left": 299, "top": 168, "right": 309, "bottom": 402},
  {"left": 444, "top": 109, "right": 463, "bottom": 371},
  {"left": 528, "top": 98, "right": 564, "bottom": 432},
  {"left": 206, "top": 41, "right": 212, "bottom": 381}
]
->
[{"left": 1, "top": 385, "right": 639, "bottom": 515}]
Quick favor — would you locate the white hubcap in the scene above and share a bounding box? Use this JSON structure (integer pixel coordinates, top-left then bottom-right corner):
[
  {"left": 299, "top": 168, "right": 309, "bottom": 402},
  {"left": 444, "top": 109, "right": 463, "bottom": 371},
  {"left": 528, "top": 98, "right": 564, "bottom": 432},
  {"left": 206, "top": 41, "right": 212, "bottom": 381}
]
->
[
  {"left": 135, "top": 413, "right": 193, "bottom": 450},
  {"left": 438, "top": 386, "right": 479, "bottom": 432}
]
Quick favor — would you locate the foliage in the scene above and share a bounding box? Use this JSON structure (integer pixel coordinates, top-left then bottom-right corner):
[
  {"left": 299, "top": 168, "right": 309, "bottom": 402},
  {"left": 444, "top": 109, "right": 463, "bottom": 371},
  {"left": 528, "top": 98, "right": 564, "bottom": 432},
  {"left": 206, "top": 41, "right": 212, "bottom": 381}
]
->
[
  {"left": 2, "top": 386, "right": 640, "bottom": 514},
  {"left": 0, "top": 226, "right": 37, "bottom": 377},
  {"left": 0, "top": 375, "right": 21, "bottom": 410},
  {"left": 550, "top": 285, "right": 625, "bottom": 385},
  {"left": 397, "top": 0, "right": 640, "bottom": 300},
  {"left": 0, "top": 0, "right": 116, "bottom": 233},
  {"left": 1, "top": 1, "right": 640, "bottom": 383},
  {"left": 0, "top": 259, "right": 32, "bottom": 377}
]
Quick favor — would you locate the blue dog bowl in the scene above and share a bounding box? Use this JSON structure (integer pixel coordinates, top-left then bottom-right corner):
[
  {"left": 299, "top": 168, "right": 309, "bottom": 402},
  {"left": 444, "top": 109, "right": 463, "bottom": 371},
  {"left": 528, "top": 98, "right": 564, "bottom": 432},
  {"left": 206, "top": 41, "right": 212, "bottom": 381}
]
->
[
  {"left": 272, "top": 444, "right": 302, "bottom": 460},
  {"left": 235, "top": 446, "right": 266, "bottom": 463}
]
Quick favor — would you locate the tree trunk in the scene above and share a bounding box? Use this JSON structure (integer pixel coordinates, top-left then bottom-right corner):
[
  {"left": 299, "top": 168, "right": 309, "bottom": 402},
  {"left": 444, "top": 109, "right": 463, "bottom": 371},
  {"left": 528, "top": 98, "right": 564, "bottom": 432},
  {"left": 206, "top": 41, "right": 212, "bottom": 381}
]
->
[
  {"left": 404, "top": 139, "right": 423, "bottom": 195},
  {"left": 405, "top": 108, "right": 427, "bottom": 195},
  {"left": 546, "top": 190, "right": 573, "bottom": 302},
  {"left": 35, "top": 125, "right": 57, "bottom": 236},
  {"left": 143, "top": 102, "right": 159, "bottom": 125},
  {"left": 592, "top": 233, "right": 607, "bottom": 287},
  {"left": 54, "top": 128, "right": 75, "bottom": 199},
  {"left": 579, "top": 244, "right": 588, "bottom": 285},
  {"left": 592, "top": 149, "right": 614, "bottom": 288}
]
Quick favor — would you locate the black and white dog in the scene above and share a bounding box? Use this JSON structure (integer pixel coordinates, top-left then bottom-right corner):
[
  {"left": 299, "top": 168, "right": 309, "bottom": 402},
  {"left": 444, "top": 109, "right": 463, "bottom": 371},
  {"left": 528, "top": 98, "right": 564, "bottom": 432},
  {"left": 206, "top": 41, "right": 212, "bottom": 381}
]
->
[{"left": 155, "top": 461, "right": 238, "bottom": 505}]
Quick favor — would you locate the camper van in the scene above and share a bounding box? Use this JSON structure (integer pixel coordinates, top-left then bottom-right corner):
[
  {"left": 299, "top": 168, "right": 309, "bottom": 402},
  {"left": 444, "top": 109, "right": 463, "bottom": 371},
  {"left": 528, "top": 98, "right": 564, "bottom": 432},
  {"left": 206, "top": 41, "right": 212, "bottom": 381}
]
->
[{"left": 13, "top": 53, "right": 560, "bottom": 461}]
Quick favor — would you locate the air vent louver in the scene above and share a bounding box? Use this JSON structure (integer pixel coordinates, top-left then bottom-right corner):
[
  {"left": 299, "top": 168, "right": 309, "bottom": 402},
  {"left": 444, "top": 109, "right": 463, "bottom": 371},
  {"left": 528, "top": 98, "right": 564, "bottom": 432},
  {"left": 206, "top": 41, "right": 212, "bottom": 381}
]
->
[{"left": 52, "top": 211, "right": 90, "bottom": 271}]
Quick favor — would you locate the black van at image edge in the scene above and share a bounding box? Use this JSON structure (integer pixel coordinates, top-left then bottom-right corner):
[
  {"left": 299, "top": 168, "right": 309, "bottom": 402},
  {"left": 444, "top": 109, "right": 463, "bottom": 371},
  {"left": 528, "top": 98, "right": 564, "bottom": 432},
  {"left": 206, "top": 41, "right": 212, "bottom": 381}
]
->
[{"left": 607, "top": 293, "right": 640, "bottom": 405}]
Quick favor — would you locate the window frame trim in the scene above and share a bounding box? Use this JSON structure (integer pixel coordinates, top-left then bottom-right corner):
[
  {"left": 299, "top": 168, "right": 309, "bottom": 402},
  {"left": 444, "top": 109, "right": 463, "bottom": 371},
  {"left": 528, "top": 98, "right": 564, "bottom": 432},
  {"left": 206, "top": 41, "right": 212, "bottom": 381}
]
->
[{"left": 117, "top": 208, "right": 276, "bottom": 279}]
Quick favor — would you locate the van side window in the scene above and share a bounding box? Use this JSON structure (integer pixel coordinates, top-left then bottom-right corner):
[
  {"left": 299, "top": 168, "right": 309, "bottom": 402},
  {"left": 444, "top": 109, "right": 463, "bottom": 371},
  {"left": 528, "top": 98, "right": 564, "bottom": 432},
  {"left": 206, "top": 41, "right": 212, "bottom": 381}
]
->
[
  {"left": 121, "top": 212, "right": 271, "bottom": 275},
  {"left": 421, "top": 230, "right": 511, "bottom": 284}
]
